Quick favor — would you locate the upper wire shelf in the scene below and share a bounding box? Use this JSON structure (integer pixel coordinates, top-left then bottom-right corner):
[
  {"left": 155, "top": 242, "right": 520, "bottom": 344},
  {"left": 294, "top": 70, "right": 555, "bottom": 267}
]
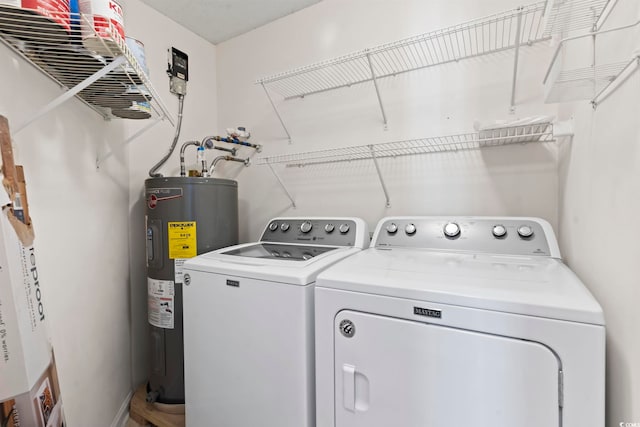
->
[
  {"left": 0, "top": 6, "right": 173, "bottom": 125},
  {"left": 257, "top": 123, "right": 555, "bottom": 167},
  {"left": 256, "top": 2, "right": 549, "bottom": 100},
  {"left": 543, "top": 18, "right": 640, "bottom": 106},
  {"left": 542, "top": 0, "right": 616, "bottom": 37}
]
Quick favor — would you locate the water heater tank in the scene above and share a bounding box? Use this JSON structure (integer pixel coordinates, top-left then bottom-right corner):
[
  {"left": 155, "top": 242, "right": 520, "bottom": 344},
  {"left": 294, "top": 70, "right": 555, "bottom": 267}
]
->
[{"left": 144, "top": 176, "right": 238, "bottom": 404}]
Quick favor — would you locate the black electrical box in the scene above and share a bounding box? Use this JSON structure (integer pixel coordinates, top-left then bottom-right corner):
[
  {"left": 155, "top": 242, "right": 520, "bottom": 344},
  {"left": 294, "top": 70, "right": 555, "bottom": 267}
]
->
[{"left": 168, "top": 47, "right": 188, "bottom": 81}]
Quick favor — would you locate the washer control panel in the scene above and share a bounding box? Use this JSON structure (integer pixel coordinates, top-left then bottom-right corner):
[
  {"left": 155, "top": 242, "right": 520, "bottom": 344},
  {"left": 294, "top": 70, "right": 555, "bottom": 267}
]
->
[
  {"left": 375, "top": 217, "right": 553, "bottom": 256},
  {"left": 261, "top": 218, "right": 359, "bottom": 246}
]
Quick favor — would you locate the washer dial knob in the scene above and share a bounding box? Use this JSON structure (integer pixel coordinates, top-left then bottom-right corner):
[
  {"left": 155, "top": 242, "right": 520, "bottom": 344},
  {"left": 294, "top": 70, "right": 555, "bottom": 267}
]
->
[
  {"left": 492, "top": 225, "right": 507, "bottom": 238},
  {"left": 300, "top": 221, "right": 313, "bottom": 233},
  {"left": 517, "top": 225, "right": 534, "bottom": 238},
  {"left": 268, "top": 222, "right": 278, "bottom": 232},
  {"left": 444, "top": 222, "right": 461, "bottom": 238},
  {"left": 386, "top": 223, "right": 398, "bottom": 234},
  {"left": 339, "top": 223, "right": 350, "bottom": 234},
  {"left": 324, "top": 223, "right": 335, "bottom": 233},
  {"left": 405, "top": 223, "right": 417, "bottom": 235},
  {"left": 280, "top": 223, "right": 290, "bottom": 232}
]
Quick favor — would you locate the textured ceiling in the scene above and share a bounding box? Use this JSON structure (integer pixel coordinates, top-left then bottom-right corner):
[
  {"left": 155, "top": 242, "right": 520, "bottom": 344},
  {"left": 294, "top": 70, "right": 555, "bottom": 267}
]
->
[{"left": 139, "top": 0, "right": 322, "bottom": 44}]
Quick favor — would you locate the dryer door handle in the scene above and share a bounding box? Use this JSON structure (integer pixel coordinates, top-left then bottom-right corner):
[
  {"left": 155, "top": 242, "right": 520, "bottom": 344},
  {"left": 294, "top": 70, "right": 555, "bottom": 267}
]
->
[
  {"left": 343, "top": 364, "right": 356, "bottom": 412},
  {"left": 342, "top": 364, "right": 370, "bottom": 413}
]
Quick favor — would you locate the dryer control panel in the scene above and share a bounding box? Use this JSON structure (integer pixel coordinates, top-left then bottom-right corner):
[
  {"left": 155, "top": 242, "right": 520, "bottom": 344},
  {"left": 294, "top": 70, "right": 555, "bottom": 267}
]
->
[
  {"left": 261, "top": 218, "right": 367, "bottom": 248},
  {"left": 374, "top": 217, "right": 558, "bottom": 257}
]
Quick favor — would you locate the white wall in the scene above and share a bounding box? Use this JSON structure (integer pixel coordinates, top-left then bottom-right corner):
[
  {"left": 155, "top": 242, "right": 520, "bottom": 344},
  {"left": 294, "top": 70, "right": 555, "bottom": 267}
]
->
[
  {"left": 0, "top": 31, "right": 130, "bottom": 427},
  {"left": 216, "top": 0, "right": 560, "bottom": 241},
  {"left": 216, "top": 0, "right": 640, "bottom": 424},
  {"left": 121, "top": 0, "right": 219, "bottom": 391},
  {"left": 558, "top": 0, "right": 640, "bottom": 424},
  {"left": 0, "top": 0, "right": 217, "bottom": 424}
]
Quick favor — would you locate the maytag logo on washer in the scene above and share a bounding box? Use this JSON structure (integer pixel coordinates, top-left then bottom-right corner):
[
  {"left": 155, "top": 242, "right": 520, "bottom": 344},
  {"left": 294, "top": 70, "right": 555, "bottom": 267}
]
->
[
  {"left": 414, "top": 306, "right": 442, "bottom": 318},
  {"left": 620, "top": 423, "right": 640, "bottom": 427}
]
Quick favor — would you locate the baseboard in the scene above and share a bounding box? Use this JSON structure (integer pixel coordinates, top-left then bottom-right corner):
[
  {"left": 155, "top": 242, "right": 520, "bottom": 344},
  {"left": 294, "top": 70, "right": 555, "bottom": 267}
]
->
[{"left": 111, "top": 389, "right": 134, "bottom": 427}]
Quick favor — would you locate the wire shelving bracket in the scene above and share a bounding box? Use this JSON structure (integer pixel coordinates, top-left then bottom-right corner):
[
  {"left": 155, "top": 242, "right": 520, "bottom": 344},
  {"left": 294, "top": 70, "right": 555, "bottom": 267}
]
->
[
  {"left": 256, "top": 2, "right": 549, "bottom": 138},
  {"left": 258, "top": 122, "right": 556, "bottom": 207},
  {"left": 543, "top": 19, "right": 640, "bottom": 106},
  {"left": 0, "top": 6, "right": 175, "bottom": 137},
  {"left": 542, "top": 0, "right": 619, "bottom": 36}
]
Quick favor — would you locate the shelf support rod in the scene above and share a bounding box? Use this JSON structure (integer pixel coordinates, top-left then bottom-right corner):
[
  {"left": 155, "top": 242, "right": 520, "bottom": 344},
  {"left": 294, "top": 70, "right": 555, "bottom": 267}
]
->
[
  {"left": 509, "top": 7, "right": 524, "bottom": 114},
  {"left": 267, "top": 162, "right": 296, "bottom": 208},
  {"left": 365, "top": 52, "right": 388, "bottom": 129},
  {"left": 592, "top": 56, "right": 640, "bottom": 108},
  {"left": 369, "top": 145, "right": 390, "bottom": 208},
  {"left": 261, "top": 82, "right": 292, "bottom": 143},
  {"left": 14, "top": 56, "right": 127, "bottom": 135}
]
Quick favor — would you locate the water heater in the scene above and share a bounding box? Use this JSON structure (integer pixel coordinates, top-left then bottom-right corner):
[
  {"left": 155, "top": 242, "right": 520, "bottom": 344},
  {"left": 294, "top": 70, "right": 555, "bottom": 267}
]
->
[{"left": 144, "top": 176, "right": 238, "bottom": 404}]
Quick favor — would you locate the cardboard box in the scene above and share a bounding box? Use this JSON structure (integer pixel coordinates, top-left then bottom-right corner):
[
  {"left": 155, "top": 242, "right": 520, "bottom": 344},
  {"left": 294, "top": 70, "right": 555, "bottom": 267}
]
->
[
  {"left": 1, "top": 359, "right": 64, "bottom": 427},
  {"left": 0, "top": 188, "right": 51, "bottom": 402},
  {"left": 0, "top": 115, "right": 64, "bottom": 425}
]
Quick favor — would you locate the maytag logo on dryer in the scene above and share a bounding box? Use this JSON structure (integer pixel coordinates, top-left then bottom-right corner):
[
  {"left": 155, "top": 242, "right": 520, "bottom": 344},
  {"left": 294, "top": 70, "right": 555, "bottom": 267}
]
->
[
  {"left": 226, "top": 279, "right": 240, "bottom": 287},
  {"left": 413, "top": 306, "right": 442, "bottom": 319}
]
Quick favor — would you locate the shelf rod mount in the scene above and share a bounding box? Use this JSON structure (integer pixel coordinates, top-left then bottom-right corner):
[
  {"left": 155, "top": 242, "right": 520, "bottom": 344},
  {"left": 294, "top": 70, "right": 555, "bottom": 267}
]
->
[
  {"left": 510, "top": 7, "right": 524, "bottom": 114},
  {"left": 267, "top": 162, "right": 296, "bottom": 208},
  {"left": 369, "top": 145, "right": 390, "bottom": 208},
  {"left": 14, "top": 56, "right": 127, "bottom": 135},
  {"left": 366, "top": 52, "right": 388, "bottom": 129},
  {"left": 261, "top": 82, "right": 292, "bottom": 143}
]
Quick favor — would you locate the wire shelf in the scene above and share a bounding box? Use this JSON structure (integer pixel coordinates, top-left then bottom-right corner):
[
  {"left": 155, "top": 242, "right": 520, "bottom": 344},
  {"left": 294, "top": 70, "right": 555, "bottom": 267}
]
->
[
  {"left": 0, "top": 5, "right": 173, "bottom": 123},
  {"left": 257, "top": 123, "right": 555, "bottom": 167},
  {"left": 542, "top": 0, "right": 615, "bottom": 37},
  {"left": 545, "top": 61, "right": 630, "bottom": 103},
  {"left": 543, "top": 19, "right": 639, "bottom": 104},
  {"left": 256, "top": 2, "right": 548, "bottom": 100}
]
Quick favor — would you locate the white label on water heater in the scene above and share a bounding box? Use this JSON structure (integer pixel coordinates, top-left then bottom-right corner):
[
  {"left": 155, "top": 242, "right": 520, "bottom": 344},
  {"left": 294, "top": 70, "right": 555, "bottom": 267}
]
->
[
  {"left": 147, "top": 278, "right": 174, "bottom": 329},
  {"left": 174, "top": 259, "right": 186, "bottom": 284}
]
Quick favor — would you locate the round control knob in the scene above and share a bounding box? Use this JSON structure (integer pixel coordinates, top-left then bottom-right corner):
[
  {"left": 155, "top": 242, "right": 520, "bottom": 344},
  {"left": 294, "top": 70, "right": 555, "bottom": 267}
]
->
[
  {"left": 324, "top": 224, "right": 335, "bottom": 233},
  {"left": 405, "top": 223, "right": 417, "bottom": 235},
  {"left": 492, "top": 225, "right": 507, "bottom": 238},
  {"left": 517, "top": 225, "right": 534, "bottom": 239},
  {"left": 339, "top": 223, "right": 350, "bottom": 234},
  {"left": 300, "top": 221, "right": 313, "bottom": 233},
  {"left": 268, "top": 222, "right": 278, "bottom": 232},
  {"left": 386, "top": 223, "right": 398, "bottom": 234},
  {"left": 280, "top": 223, "right": 290, "bottom": 232},
  {"left": 443, "top": 222, "right": 461, "bottom": 238}
]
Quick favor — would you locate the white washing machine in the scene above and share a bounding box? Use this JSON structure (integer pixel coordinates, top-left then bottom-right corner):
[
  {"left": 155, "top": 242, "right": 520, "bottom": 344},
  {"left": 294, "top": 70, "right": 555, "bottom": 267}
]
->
[
  {"left": 182, "top": 217, "right": 369, "bottom": 427},
  {"left": 315, "top": 216, "right": 605, "bottom": 427}
]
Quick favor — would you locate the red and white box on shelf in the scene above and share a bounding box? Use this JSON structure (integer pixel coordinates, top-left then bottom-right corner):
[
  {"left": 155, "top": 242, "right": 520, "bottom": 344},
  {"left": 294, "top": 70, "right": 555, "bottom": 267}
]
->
[
  {"left": 80, "top": 0, "right": 124, "bottom": 55},
  {"left": 20, "top": 0, "right": 70, "bottom": 32}
]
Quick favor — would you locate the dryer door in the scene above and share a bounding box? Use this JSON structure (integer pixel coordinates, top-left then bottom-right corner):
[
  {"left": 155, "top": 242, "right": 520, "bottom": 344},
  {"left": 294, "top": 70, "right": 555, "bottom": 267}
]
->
[{"left": 334, "top": 311, "right": 561, "bottom": 427}]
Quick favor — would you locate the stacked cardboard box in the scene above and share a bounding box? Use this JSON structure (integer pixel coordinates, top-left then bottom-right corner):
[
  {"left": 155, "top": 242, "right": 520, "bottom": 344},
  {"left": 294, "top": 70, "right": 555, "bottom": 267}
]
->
[{"left": 0, "top": 115, "right": 64, "bottom": 426}]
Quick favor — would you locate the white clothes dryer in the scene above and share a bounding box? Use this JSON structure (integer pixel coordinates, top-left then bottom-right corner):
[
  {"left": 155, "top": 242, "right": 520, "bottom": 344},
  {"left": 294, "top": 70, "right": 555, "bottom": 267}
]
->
[
  {"left": 315, "top": 217, "right": 604, "bottom": 427},
  {"left": 183, "top": 217, "right": 369, "bottom": 427}
]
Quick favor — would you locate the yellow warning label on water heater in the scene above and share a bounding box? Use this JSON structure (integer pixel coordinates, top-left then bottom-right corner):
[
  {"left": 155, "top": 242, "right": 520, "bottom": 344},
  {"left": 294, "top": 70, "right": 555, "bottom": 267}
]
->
[{"left": 168, "top": 221, "right": 197, "bottom": 259}]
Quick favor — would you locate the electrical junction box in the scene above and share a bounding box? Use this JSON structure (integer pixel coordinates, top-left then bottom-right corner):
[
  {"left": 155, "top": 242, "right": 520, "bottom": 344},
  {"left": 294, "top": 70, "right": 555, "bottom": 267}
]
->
[{"left": 168, "top": 47, "right": 188, "bottom": 95}]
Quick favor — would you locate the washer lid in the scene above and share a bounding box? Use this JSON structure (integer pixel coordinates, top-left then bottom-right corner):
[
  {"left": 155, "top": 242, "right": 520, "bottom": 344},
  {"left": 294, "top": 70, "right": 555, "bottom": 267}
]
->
[
  {"left": 221, "top": 242, "right": 339, "bottom": 261},
  {"left": 316, "top": 248, "right": 604, "bottom": 325},
  {"left": 184, "top": 242, "right": 364, "bottom": 285}
]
